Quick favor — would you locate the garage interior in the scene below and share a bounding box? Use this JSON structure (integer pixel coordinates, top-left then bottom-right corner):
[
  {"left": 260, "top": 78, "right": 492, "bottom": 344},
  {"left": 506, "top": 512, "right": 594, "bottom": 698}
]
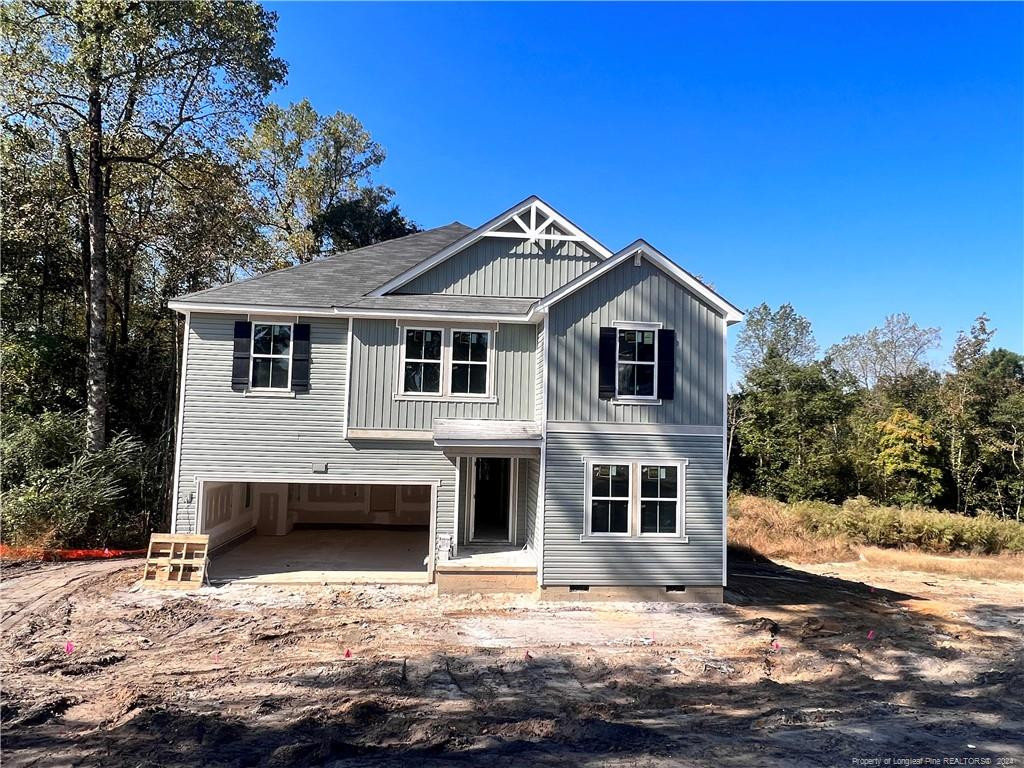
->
[{"left": 199, "top": 481, "right": 432, "bottom": 584}]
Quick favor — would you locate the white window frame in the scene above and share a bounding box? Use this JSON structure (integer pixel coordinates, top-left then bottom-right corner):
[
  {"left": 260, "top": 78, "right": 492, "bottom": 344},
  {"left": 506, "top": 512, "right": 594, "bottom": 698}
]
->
[
  {"left": 449, "top": 328, "right": 493, "bottom": 399},
  {"left": 249, "top": 321, "right": 294, "bottom": 391},
  {"left": 581, "top": 457, "right": 689, "bottom": 541},
  {"left": 398, "top": 326, "right": 445, "bottom": 398},
  {"left": 638, "top": 460, "right": 687, "bottom": 538},
  {"left": 614, "top": 322, "right": 659, "bottom": 402},
  {"left": 584, "top": 458, "right": 634, "bottom": 538}
]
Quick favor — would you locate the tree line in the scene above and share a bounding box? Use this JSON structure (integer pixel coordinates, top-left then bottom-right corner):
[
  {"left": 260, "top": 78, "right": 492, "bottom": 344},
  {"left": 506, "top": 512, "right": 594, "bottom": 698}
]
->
[
  {"left": 1, "top": 1, "right": 417, "bottom": 547},
  {"left": 729, "top": 306, "right": 1023, "bottom": 519}
]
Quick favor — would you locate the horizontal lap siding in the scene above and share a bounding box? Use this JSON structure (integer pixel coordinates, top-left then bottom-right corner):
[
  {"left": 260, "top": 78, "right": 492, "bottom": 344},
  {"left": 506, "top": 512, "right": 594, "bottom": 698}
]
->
[
  {"left": 174, "top": 314, "right": 456, "bottom": 549},
  {"left": 400, "top": 238, "right": 602, "bottom": 297},
  {"left": 349, "top": 319, "right": 536, "bottom": 430},
  {"left": 542, "top": 432, "right": 723, "bottom": 586},
  {"left": 547, "top": 259, "right": 724, "bottom": 425}
]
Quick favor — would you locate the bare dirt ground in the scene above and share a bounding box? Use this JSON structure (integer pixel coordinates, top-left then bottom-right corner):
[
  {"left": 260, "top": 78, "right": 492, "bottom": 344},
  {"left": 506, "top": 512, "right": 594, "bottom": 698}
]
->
[{"left": 2, "top": 555, "right": 1022, "bottom": 767}]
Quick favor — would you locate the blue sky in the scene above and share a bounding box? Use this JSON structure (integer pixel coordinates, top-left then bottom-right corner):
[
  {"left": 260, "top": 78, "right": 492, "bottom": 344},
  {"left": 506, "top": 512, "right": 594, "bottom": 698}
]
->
[{"left": 267, "top": 1, "right": 1023, "bottom": 374}]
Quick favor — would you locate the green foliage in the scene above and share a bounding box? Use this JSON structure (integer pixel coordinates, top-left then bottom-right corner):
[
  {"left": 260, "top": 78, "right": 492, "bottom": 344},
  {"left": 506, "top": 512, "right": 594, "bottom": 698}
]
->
[
  {"left": 1, "top": 413, "right": 158, "bottom": 547},
  {"left": 733, "top": 303, "right": 818, "bottom": 375},
  {"left": 872, "top": 407, "right": 943, "bottom": 505},
  {"left": 789, "top": 497, "right": 1024, "bottom": 554}
]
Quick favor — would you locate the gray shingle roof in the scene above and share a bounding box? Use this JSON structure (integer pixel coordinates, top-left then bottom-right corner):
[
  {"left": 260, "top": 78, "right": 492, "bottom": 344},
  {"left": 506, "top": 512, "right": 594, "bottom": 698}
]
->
[
  {"left": 344, "top": 294, "right": 537, "bottom": 315},
  {"left": 172, "top": 223, "right": 473, "bottom": 309}
]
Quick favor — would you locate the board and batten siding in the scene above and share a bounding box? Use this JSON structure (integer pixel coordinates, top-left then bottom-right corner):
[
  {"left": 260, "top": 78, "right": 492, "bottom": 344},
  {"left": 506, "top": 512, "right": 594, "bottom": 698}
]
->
[
  {"left": 348, "top": 319, "right": 537, "bottom": 431},
  {"left": 546, "top": 257, "right": 725, "bottom": 425},
  {"left": 173, "top": 313, "right": 457, "bottom": 551},
  {"left": 399, "top": 237, "right": 602, "bottom": 297},
  {"left": 542, "top": 431, "right": 724, "bottom": 586}
]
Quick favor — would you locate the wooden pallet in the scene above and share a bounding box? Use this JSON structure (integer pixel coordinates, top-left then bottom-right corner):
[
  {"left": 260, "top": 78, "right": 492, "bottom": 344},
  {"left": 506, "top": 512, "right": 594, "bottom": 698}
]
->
[{"left": 142, "top": 533, "right": 209, "bottom": 590}]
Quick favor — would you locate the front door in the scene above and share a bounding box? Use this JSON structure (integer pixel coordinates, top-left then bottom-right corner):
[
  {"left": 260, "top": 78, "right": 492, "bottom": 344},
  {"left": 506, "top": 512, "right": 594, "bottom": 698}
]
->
[{"left": 472, "top": 458, "right": 511, "bottom": 542}]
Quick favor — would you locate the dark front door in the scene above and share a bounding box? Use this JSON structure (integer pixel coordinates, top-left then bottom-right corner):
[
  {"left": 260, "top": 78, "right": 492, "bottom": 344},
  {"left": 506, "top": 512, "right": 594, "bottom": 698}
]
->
[{"left": 472, "top": 458, "right": 511, "bottom": 542}]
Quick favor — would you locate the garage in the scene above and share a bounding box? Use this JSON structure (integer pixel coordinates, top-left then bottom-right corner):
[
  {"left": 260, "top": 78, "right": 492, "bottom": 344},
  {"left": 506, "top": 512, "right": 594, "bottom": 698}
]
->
[{"left": 196, "top": 480, "right": 434, "bottom": 584}]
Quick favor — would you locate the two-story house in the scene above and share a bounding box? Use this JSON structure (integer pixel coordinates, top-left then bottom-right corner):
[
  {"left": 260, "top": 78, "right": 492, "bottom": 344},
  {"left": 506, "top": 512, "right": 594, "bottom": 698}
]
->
[{"left": 167, "top": 196, "right": 744, "bottom": 600}]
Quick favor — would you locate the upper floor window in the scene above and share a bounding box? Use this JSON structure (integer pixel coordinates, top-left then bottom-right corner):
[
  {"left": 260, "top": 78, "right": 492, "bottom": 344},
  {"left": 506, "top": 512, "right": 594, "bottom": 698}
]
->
[
  {"left": 616, "top": 326, "right": 657, "bottom": 399},
  {"left": 251, "top": 323, "right": 292, "bottom": 389},
  {"left": 403, "top": 328, "right": 442, "bottom": 394},
  {"left": 451, "top": 330, "right": 490, "bottom": 395}
]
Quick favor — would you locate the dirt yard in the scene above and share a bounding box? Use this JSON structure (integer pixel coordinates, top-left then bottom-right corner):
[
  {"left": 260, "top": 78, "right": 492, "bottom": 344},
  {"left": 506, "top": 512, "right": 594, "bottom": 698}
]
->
[{"left": 2, "top": 555, "right": 1021, "bottom": 767}]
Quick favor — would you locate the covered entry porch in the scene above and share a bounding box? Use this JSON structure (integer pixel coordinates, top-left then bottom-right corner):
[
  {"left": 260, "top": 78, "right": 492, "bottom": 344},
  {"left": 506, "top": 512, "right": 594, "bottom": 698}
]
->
[{"left": 197, "top": 479, "right": 436, "bottom": 585}]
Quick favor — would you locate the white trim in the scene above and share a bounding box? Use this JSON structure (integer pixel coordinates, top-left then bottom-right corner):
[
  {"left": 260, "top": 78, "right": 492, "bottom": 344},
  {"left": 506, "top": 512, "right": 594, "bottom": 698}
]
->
[
  {"left": 168, "top": 300, "right": 532, "bottom": 324},
  {"left": 346, "top": 428, "right": 434, "bottom": 441},
  {"left": 467, "top": 456, "right": 516, "bottom": 544},
  {"left": 243, "top": 390, "right": 295, "bottom": 399},
  {"left": 368, "top": 196, "right": 614, "bottom": 297},
  {"left": 434, "top": 438, "right": 542, "bottom": 448},
  {"left": 169, "top": 311, "right": 191, "bottom": 534},
  {"left": 722, "top": 318, "right": 729, "bottom": 587},
  {"left": 637, "top": 460, "right": 688, "bottom": 538},
  {"left": 453, "top": 457, "right": 462, "bottom": 557},
  {"left": 547, "top": 422, "right": 723, "bottom": 436},
  {"left": 583, "top": 458, "right": 634, "bottom": 538},
  {"left": 396, "top": 325, "right": 445, "bottom": 397},
  {"left": 248, "top": 321, "right": 294, "bottom": 392},
  {"left": 168, "top": 300, "right": 336, "bottom": 316},
  {"left": 449, "top": 328, "right": 493, "bottom": 398},
  {"left": 614, "top": 323, "right": 659, "bottom": 401},
  {"left": 531, "top": 240, "right": 745, "bottom": 324}
]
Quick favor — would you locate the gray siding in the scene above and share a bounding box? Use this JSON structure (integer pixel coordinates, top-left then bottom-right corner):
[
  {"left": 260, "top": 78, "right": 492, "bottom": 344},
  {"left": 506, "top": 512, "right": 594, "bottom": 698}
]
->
[
  {"left": 534, "top": 319, "right": 545, "bottom": 422},
  {"left": 525, "top": 456, "right": 540, "bottom": 552},
  {"left": 547, "top": 258, "right": 724, "bottom": 425},
  {"left": 400, "top": 237, "right": 602, "bottom": 298},
  {"left": 542, "top": 431, "right": 724, "bottom": 586},
  {"left": 349, "top": 319, "right": 537, "bottom": 431},
  {"left": 174, "top": 313, "right": 457, "bottom": 552}
]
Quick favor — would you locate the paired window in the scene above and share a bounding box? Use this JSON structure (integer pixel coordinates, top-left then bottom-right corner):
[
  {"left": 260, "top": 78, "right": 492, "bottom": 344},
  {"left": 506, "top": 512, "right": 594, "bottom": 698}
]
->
[
  {"left": 250, "top": 323, "right": 292, "bottom": 389},
  {"left": 400, "top": 327, "right": 491, "bottom": 398},
  {"left": 616, "top": 327, "right": 657, "bottom": 399},
  {"left": 585, "top": 460, "right": 686, "bottom": 537}
]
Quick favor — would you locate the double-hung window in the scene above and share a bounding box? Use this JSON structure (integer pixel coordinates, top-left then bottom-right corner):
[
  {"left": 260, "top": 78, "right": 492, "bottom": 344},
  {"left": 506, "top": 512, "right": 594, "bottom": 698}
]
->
[
  {"left": 451, "top": 330, "right": 490, "bottom": 395},
  {"left": 588, "top": 463, "right": 631, "bottom": 535},
  {"left": 616, "top": 326, "right": 657, "bottom": 399},
  {"left": 640, "top": 464, "right": 681, "bottom": 535},
  {"left": 251, "top": 323, "right": 292, "bottom": 389},
  {"left": 403, "top": 328, "right": 442, "bottom": 394}
]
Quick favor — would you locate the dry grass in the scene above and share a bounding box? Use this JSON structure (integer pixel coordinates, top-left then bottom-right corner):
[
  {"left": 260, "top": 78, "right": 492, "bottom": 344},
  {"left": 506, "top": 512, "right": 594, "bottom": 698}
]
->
[
  {"left": 728, "top": 496, "right": 855, "bottom": 563},
  {"left": 858, "top": 546, "right": 1024, "bottom": 581},
  {"left": 728, "top": 495, "right": 1024, "bottom": 577}
]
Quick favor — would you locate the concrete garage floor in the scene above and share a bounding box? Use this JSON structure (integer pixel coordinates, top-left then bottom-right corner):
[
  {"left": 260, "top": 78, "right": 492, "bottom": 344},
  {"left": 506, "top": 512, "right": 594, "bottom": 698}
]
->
[{"left": 208, "top": 528, "right": 430, "bottom": 585}]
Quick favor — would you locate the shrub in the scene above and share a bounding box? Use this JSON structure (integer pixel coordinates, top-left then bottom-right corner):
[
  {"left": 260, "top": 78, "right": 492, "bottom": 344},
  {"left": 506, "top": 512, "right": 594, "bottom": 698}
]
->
[{"left": 1, "top": 413, "right": 156, "bottom": 548}]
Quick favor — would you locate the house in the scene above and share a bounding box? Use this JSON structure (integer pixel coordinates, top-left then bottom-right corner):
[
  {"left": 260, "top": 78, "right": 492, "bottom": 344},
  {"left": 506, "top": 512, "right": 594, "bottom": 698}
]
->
[{"left": 167, "top": 196, "right": 744, "bottom": 600}]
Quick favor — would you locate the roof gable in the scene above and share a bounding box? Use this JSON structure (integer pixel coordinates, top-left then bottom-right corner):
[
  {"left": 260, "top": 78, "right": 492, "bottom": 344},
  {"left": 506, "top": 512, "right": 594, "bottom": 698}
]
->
[
  {"left": 368, "top": 196, "right": 613, "bottom": 297},
  {"left": 534, "top": 239, "right": 745, "bottom": 324}
]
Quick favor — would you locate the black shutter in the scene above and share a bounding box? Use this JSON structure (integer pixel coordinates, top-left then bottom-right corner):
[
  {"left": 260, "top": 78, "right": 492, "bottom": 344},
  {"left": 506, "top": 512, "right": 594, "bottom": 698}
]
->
[
  {"left": 598, "top": 327, "right": 617, "bottom": 400},
  {"left": 657, "top": 329, "right": 676, "bottom": 400},
  {"left": 231, "top": 321, "right": 252, "bottom": 391},
  {"left": 291, "top": 323, "right": 311, "bottom": 393}
]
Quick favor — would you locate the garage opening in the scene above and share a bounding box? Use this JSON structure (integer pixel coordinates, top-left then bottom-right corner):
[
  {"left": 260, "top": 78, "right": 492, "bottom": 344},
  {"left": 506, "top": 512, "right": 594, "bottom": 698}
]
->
[{"left": 198, "top": 481, "right": 432, "bottom": 584}]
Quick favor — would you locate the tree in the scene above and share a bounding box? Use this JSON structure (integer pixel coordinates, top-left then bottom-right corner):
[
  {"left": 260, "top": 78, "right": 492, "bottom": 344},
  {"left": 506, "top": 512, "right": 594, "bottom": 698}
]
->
[
  {"left": 240, "top": 99, "right": 398, "bottom": 264},
  {"left": 1, "top": 0, "right": 285, "bottom": 449},
  {"left": 733, "top": 303, "right": 818, "bottom": 377},
  {"left": 312, "top": 186, "right": 419, "bottom": 252},
  {"left": 872, "top": 407, "right": 943, "bottom": 506},
  {"left": 829, "top": 313, "right": 941, "bottom": 389}
]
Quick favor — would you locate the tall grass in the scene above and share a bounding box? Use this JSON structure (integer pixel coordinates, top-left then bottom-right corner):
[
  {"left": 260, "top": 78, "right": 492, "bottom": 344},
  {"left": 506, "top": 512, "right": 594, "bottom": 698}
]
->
[{"left": 730, "top": 495, "right": 1024, "bottom": 562}]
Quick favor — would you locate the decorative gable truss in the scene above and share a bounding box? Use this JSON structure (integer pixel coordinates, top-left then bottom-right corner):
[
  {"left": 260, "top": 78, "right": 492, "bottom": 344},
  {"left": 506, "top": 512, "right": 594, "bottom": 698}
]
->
[{"left": 368, "top": 196, "right": 613, "bottom": 297}]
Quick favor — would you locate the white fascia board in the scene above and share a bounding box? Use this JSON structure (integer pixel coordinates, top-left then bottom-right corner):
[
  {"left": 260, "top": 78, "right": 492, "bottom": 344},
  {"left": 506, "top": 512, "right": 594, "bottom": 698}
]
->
[
  {"left": 168, "top": 300, "right": 535, "bottom": 324},
  {"left": 530, "top": 239, "right": 746, "bottom": 324},
  {"left": 367, "top": 195, "right": 614, "bottom": 297},
  {"left": 433, "top": 438, "right": 543, "bottom": 448}
]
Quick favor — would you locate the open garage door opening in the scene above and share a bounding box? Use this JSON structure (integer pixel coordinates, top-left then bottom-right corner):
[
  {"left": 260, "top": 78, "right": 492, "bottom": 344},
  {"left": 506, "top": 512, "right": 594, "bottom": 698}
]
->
[{"left": 197, "top": 481, "right": 433, "bottom": 585}]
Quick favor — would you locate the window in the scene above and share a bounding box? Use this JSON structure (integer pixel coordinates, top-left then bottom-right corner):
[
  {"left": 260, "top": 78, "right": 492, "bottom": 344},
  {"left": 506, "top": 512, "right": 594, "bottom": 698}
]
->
[
  {"left": 640, "top": 464, "right": 680, "bottom": 535},
  {"left": 588, "top": 463, "right": 631, "bottom": 535},
  {"left": 451, "top": 330, "right": 489, "bottom": 395},
  {"left": 403, "top": 328, "right": 442, "bottom": 394},
  {"left": 616, "top": 327, "right": 657, "bottom": 399},
  {"left": 251, "top": 323, "right": 292, "bottom": 389}
]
